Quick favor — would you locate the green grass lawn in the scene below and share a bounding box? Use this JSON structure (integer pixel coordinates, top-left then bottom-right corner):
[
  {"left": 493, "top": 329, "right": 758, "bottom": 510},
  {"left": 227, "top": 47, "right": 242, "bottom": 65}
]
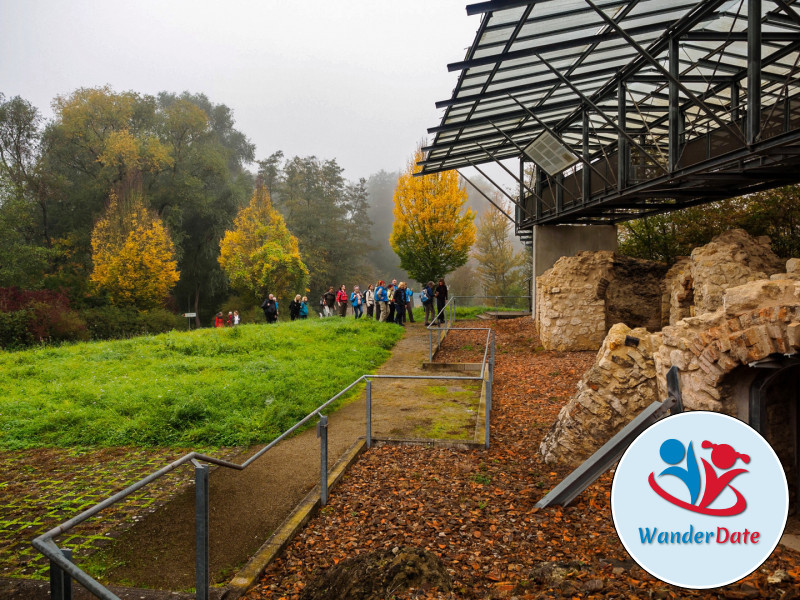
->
[{"left": 0, "top": 319, "right": 403, "bottom": 449}]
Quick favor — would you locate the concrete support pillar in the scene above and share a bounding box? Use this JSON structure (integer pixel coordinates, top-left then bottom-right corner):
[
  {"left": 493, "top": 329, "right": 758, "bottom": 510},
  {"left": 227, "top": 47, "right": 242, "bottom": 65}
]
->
[{"left": 532, "top": 224, "right": 618, "bottom": 319}]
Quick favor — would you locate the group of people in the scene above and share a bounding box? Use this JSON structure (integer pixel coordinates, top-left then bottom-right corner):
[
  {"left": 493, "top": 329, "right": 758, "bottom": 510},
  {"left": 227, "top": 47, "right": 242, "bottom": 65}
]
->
[
  {"left": 259, "top": 293, "right": 311, "bottom": 323},
  {"left": 316, "top": 278, "right": 449, "bottom": 326},
  {"left": 214, "top": 310, "right": 240, "bottom": 327},
  {"left": 257, "top": 278, "right": 450, "bottom": 327}
]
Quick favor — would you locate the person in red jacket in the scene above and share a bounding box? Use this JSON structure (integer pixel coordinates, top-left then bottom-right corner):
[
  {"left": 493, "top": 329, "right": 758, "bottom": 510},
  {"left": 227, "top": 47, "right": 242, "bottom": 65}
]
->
[
  {"left": 214, "top": 312, "right": 224, "bottom": 327},
  {"left": 336, "top": 284, "right": 348, "bottom": 317}
]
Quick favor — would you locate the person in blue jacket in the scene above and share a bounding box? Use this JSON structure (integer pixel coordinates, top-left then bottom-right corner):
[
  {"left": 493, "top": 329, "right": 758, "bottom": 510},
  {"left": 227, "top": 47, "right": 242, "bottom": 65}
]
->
[
  {"left": 375, "top": 280, "right": 389, "bottom": 322},
  {"left": 405, "top": 286, "right": 415, "bottom": 323},
  {"left": 350, "top": 285, "right": 364, "bottom": 319},
  {"left": 299, "top": 296, "right": 309, "bottom": 319}
]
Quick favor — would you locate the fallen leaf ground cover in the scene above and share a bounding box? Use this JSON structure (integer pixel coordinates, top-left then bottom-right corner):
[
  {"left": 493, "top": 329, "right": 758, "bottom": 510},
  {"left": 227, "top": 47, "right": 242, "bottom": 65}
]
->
[{"left": 246, "top": 318, "right": 800, "bottom": 600}]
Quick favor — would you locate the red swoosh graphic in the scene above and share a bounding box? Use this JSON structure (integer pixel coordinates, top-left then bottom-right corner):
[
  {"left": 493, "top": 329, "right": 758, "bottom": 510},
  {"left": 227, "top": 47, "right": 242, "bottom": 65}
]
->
[{"left": 648, "top": 472, "right": 747, "bottom": 516}]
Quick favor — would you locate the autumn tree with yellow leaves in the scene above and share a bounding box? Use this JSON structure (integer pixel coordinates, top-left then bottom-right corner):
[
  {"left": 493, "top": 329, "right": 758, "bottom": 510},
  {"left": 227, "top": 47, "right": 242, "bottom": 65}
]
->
[
  {"left": 390, "top": 148, "right": 476, "bottom": 283},
  {"left": 218, "top": 184, "right": 309, "bottom": 304},
  {"left": 473, "top": 199, "right": 529, "bottom": 299},
  {"left": 90, "top": 191, "right": 180, "bottom": 309}
]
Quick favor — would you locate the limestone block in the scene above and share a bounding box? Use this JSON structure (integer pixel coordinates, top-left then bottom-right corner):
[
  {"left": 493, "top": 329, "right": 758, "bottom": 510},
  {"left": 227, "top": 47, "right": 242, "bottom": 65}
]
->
[
  {"left": 788, "top": 322, "right": 800, "bottom": 350},
  {"left": 539, "top": 324, "right": 658, "bottom": 467},
  {"left": 723, "top": 280, "right": 800, "bottom": 317}
]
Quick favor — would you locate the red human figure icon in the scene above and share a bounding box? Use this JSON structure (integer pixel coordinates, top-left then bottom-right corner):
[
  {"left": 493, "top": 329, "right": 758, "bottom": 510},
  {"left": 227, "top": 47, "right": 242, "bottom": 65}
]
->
[{"left": 698, "top": 441, "right": 750, "bottom": 513}]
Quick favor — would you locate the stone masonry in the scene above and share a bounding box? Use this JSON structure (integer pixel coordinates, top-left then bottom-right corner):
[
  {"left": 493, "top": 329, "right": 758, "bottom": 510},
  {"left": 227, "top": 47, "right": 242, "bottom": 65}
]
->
[
  {"left": 536, "top": 251, "right": 667, "bottom": 351},
  {"left": 663, "top": 229, "right": 785, "bottom": 324},
  {"left": 653, "top": 279, "right": 800, "bottom": 412},
  {"left": 539, "top": 323, "right": 659, "bottom": 468},
  {"left": 539, "top": 229, "right": 800, "bottom": 467}
]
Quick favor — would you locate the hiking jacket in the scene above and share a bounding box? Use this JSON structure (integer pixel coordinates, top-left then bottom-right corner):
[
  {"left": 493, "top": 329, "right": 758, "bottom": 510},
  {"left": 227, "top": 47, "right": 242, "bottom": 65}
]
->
[{"left": 375, "top": 285, "right": 388, "bottom": 302}]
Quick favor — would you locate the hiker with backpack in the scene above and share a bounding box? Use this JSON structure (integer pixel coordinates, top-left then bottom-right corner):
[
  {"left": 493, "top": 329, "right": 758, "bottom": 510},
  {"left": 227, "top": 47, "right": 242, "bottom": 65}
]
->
[
  {"left": 393, "top": 282, "right": 407, "bottom": 326},
  {"left": 375, "top": 280, "right": 388, "bottom": 322},
  {"left": 405, "top": 286, "right": 415, "bottom": 323},
  {"left": 261, "top": 293, "right": 279, "bottom": 323},
  {"left": 434, "top": 278, "right": 448, "bottom": 325},
  {"left": 364, "top": 284, "right": 375, "bottom": 319},
  {"left": 336, "top": 284, "right": 348, "bottom": 317},
  {"left": 421, "top": 281, "right": 435, "bottom": 326},
  {"left": 322, "top": 287, "right": 336, "bottom": 317}
]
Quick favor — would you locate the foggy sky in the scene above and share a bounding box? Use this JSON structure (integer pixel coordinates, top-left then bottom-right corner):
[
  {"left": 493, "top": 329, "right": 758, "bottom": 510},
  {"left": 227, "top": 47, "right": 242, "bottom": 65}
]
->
[{"left": 1, "top": 1, "right": 478, "bottom": 180}]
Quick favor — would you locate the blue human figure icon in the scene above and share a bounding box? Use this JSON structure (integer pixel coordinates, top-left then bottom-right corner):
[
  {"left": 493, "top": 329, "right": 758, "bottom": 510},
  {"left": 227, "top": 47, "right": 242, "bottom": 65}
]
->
[{"left": 658, "top": 438, "right": 701, "bottom": 505}]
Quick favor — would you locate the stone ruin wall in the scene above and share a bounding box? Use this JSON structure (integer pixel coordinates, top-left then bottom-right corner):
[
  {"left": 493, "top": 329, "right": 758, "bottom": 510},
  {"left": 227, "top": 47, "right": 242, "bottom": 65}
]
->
[
  {"left": 539, "top": 323, "right": 660, "bottom": 468},
  {"left": 540, "top": 230, "right": 800, "bottom": 468},
  {"left": 663, "top": 229, "right": 786, "bottom": 325},
  {"left": 536, "top": 251, "right": 667, "bottom": 351}
]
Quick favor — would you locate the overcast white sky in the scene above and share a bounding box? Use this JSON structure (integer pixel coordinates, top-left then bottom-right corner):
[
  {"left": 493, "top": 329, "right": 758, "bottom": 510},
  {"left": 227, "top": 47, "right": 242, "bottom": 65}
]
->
[{"left": 1, "top": 1, "right": 480, "bottom": 180}]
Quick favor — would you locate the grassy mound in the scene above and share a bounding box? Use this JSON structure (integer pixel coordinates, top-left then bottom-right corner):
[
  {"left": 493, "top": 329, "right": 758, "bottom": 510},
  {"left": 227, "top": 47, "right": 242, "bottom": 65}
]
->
[{"left": 0, "top": 319, "right": 403, "bottom": 449}]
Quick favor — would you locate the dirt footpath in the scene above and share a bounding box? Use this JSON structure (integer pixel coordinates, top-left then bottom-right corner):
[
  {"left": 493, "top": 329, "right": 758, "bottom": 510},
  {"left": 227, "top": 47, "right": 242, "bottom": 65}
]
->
[{"left": 100, "top": 322, "right": 482, "bottom": 591}]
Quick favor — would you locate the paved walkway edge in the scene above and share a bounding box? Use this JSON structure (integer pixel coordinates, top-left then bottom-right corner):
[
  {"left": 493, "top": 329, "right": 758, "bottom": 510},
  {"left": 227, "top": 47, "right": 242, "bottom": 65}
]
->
[{"left": 223, "top": 437, "right": 368, "bottom": 600}]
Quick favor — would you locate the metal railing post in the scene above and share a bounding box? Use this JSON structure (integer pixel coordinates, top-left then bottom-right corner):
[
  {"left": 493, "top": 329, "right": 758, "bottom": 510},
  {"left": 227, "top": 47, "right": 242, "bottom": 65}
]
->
[
  {"left": 485, "top": 376, "right": 492, "bottom": 449},
  {"left": 194, "top": 461, "right": 209, "bottom": 600},
  {"left": 366, "top": 380, "right": 372, "bottom": 449},
  {"left": 428, "top": 330, "right": 432, "bottom": 362},
  {"left": 50, "top": 547, "right": 73, "bottom": 600},
  {"left": 490, "top": 330, "right": 496, "bottom": 384},
  {"left": 318, "top": 415, "right": 329, "bottom": 505}
]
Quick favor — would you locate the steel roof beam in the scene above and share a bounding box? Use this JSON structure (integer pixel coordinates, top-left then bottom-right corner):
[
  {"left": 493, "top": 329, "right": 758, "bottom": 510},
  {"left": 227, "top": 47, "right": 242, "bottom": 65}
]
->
[
  {"left": 548, "top": 0, "right": 733, "bottom": 136},
  {"left": 505, "top": 94, "right": 618, "bottom": 189},
  {"left": 466, "top": 0, "right": 535, "bottom": 16},
  {"left": 448, "top": 21, "right": 669, "bottom": 72},
  {"left": 435, "top": 66, "right": 621, "bottom": 109},
  {"left": 772, "top": 0, "right": 800, "bottom": 27},
  {"left": 535, "top": 52, "right": 669, "bottom": 175},
  {"left": 584, "top": 0, "right": 747, "bottom": 145},
  {"left": 428, "top": 96, "right": 581, "bottom": 135}
]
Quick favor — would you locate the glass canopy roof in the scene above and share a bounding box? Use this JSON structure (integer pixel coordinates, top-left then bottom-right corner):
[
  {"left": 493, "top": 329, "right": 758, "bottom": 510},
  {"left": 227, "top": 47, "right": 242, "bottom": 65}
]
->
[{"left": 420, "top": 0, "right": 800, "bottom": 177}]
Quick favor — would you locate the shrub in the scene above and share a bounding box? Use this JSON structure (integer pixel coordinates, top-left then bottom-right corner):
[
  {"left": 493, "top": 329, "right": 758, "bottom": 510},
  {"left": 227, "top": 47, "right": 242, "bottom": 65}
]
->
[
  {"left": 79, "top": 306, "right": 187, "bottom": 340},
  {"left": 0, "top": 288, "right": 90, "bottom": 349},
  {"left": 0, "top": 310, "right": 34, "bottom": 349}
]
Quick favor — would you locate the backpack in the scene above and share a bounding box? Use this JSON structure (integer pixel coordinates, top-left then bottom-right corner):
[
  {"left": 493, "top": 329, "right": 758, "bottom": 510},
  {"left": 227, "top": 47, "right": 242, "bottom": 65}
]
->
[{"left": 420, "top": 287, "right": 430, "bottom": 304}]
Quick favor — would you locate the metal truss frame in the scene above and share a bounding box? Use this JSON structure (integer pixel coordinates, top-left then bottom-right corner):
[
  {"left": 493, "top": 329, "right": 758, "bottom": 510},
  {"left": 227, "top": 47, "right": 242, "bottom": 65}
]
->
[{"left": 421, "top": 0, "right": 800, "bottom": 234}]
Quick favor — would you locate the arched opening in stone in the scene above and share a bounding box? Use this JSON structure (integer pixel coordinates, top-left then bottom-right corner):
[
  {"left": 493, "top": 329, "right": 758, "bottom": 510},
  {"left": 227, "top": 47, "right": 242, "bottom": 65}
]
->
[{"left": 746, "top": 361, "right": 800, "bottom": 514}]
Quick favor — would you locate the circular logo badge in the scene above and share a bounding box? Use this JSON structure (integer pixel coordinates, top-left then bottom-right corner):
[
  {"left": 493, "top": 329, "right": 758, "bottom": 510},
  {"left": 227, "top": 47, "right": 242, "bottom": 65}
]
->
[{"left": 611, "top": 411, "right": 788, "bottom": 589}]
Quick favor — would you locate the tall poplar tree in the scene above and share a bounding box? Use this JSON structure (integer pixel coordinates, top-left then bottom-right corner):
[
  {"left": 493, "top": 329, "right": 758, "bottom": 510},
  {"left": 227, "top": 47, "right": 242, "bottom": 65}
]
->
[
  {"left": 218, "top": 184, "right": 308, "bottom": 304},
  {"left": 390, "top": 147, "right": 476, "bottom": 283},
  {"left": 90, "top": 190, "right": 180, "bottom": 309},
  {"left": 472, "top": 200, "right": 528, "bottom": 298}
]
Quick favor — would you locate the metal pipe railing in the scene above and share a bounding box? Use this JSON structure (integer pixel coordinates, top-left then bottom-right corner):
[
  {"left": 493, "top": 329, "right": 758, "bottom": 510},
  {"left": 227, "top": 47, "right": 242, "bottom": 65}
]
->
[{"left": 34, "top": 317, "right": 497, "bottom": 600}]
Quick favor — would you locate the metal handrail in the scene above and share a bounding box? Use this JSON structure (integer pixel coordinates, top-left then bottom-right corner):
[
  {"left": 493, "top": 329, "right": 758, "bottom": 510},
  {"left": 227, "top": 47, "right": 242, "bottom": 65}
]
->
[
  {"left": 33, "top": 319, "right": 496, "bottom": 600},
  {"left": 426, "top": 295, "right": 530, "bottom": 362}
]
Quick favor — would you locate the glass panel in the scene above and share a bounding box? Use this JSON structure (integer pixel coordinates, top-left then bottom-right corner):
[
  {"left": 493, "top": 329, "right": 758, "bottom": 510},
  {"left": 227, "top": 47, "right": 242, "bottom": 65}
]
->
[
  {"left": 487, "top": 6, "right": 528, "bottom": 27},
  {"left": 479, "top": 26, "right": 516, "bottom": 47}
]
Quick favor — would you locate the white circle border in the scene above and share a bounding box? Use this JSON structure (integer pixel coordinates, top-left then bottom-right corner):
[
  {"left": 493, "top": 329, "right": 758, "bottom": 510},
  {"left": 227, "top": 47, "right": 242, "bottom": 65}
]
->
[{"left": 610, "top": 411, "right": 789, "bottom": 589}]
